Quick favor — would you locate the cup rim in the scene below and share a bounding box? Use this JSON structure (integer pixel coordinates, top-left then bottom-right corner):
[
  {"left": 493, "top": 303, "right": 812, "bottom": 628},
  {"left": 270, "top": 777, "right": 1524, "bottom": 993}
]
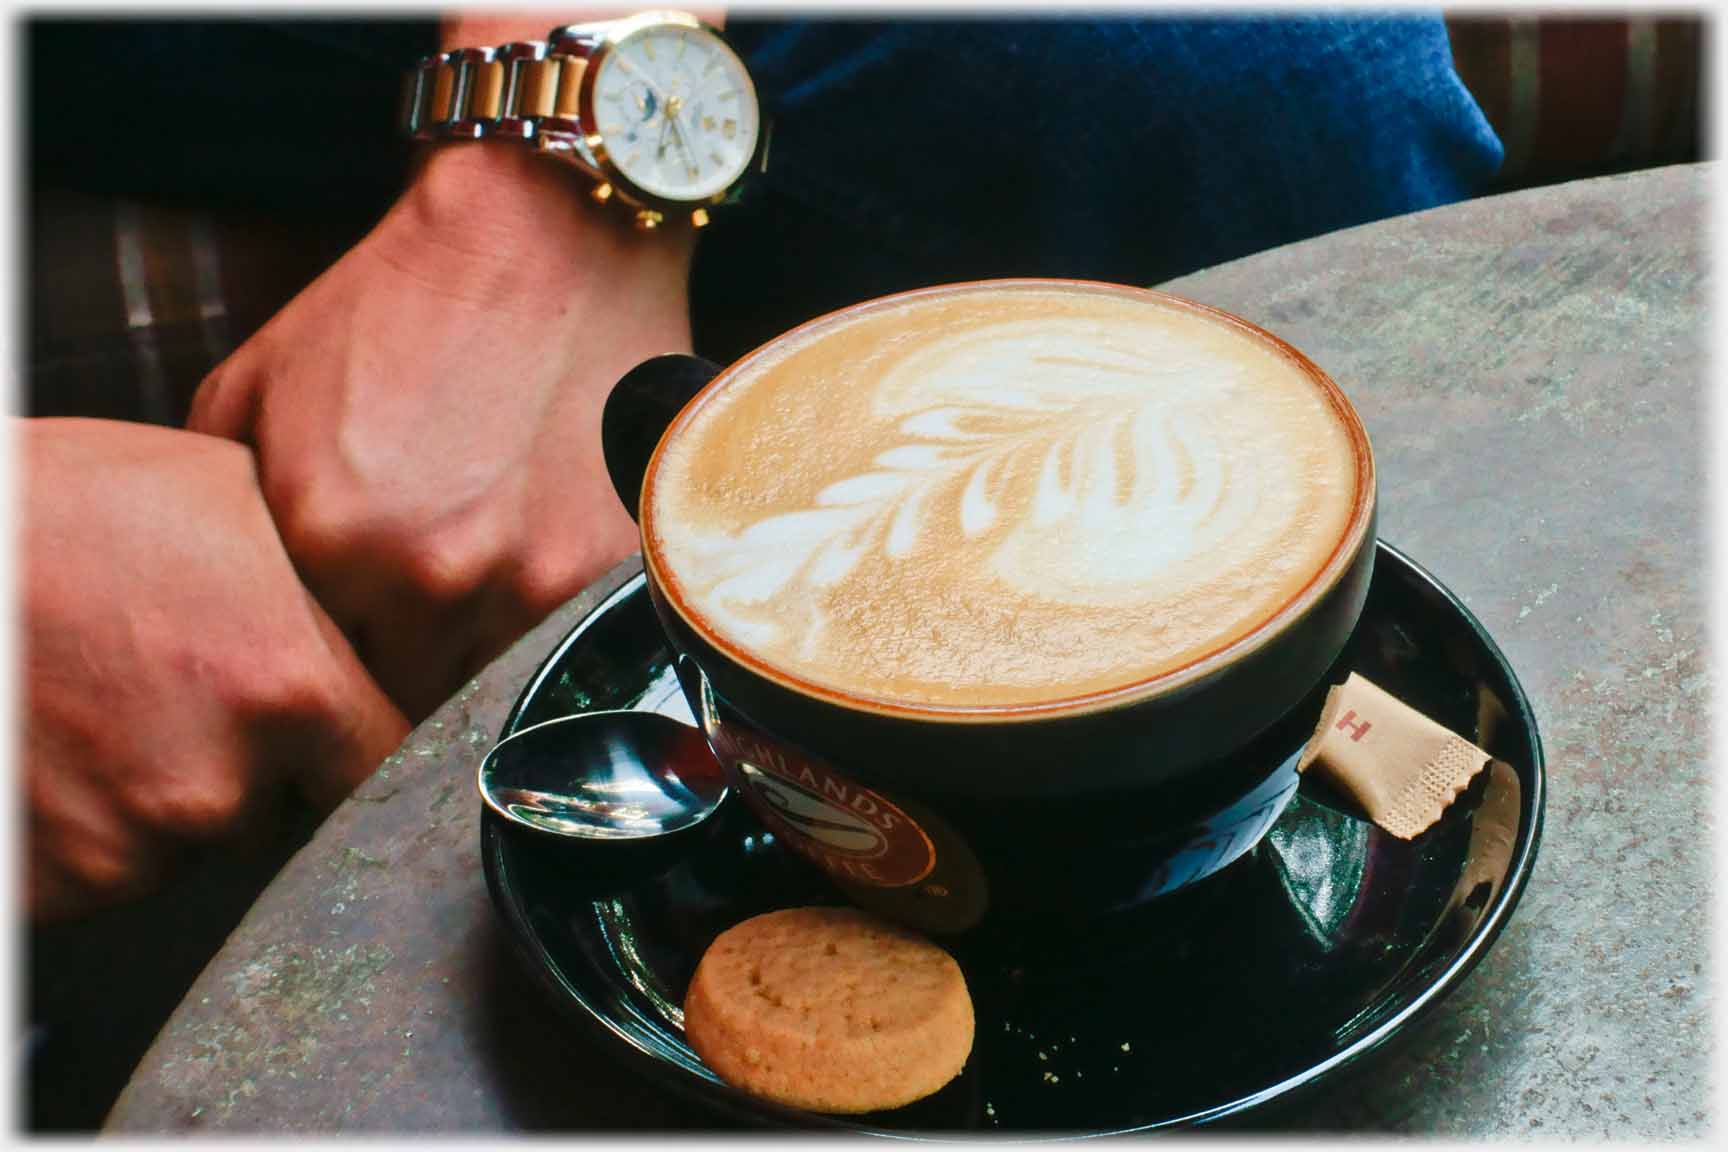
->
[{"left": 638, "top": 278, "right": 1377, "bottom": 725}]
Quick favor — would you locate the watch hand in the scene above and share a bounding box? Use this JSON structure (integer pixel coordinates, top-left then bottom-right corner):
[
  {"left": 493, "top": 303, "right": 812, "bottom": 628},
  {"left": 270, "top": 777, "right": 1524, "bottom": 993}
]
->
[{"left": 667, "top": 105, "right": 698, "bottom": 173}]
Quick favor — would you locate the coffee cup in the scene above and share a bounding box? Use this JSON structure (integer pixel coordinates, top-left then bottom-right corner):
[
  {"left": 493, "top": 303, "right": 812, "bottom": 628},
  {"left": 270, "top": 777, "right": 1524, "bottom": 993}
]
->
[{"left": 602, "top": 280, "right": 1376, "bottom": 935}]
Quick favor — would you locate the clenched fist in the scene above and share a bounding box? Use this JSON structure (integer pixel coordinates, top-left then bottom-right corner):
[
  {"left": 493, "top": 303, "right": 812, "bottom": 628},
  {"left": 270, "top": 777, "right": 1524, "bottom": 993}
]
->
[
  {"left": 22, "top": 419, "right": 410, "bottom": 917},
  {"left": 190, "top": 142, "right": 691, "bottom": 720}
]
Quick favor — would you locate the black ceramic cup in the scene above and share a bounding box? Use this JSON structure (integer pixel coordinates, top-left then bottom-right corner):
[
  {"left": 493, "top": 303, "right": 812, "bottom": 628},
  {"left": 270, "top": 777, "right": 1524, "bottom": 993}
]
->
[{"left": 602, "top": 281, "right": 1377, "bottom": 937}]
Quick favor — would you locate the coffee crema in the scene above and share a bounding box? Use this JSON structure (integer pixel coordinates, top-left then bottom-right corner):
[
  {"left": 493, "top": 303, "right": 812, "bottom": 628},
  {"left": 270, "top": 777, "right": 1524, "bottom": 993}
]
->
[{"left": 644, "top": 282, "right": 1367, "bottom": 711}]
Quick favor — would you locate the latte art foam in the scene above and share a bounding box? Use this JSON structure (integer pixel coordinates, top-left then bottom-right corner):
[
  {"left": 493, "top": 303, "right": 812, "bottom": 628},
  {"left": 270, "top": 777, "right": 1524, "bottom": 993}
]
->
[{"left": 646, "top": 283, "right": 1364, "bottom": 709}]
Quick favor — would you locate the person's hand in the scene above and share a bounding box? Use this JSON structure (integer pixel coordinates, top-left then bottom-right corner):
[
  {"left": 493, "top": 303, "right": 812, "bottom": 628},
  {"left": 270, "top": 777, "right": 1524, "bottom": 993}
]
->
[
  {"left": 188, "top": 119, "right": 695, "bottom": 721},
  {"left": 188, "top": 136, "right": 690, "bottom": 720},
  {"left": 22, "top": 419, "right": 410, "bottom": 918}
]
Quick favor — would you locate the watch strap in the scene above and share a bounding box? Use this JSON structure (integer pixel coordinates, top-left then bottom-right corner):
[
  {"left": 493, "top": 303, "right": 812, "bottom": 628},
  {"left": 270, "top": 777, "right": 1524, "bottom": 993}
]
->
[{"left": 405, "top": 39, "right": 589, "bottom": 143}]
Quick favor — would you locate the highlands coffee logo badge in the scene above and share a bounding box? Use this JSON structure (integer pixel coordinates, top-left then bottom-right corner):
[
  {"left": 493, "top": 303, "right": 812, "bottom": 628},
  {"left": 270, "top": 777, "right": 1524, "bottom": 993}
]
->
[{"left": 725, "top": 736, "right": 936, "bottom": 888}]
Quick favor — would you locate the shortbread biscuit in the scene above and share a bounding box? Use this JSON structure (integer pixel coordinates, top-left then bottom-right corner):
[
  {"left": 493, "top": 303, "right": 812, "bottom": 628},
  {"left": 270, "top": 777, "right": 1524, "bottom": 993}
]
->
[{"left": 683, "top": 906, "right": 974, "bottom": 1113}]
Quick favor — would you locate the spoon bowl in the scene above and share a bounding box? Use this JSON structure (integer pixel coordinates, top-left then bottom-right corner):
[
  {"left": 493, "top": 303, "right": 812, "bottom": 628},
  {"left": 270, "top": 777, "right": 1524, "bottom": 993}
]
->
[{"left": 478, "top": 710, "right": 727, "bottom": 842}]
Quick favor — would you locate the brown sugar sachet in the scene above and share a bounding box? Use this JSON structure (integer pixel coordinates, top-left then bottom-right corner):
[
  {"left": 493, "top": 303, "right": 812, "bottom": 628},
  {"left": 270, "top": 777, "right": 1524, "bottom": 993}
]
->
[{"left": 1298, "top": 672, "right": 1492, "bottom": 839}]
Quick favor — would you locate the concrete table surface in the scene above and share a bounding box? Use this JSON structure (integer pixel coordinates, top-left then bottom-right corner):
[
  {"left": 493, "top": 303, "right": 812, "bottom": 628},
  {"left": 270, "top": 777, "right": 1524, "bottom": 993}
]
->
[{"left": 107, "top": 163, "right": 1710, "bottom": 1137}]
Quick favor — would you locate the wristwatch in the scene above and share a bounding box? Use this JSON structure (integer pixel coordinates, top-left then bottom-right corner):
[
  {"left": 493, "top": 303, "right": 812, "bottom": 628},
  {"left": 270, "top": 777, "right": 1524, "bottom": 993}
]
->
[{"left": 405, "top": 10, "right": 764, "bottom": 231}]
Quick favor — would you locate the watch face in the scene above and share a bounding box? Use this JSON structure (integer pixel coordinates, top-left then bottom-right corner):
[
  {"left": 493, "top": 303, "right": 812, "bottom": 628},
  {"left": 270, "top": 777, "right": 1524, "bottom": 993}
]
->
[{"left": 590, "top": 22, "right": 761, "bottom": 205}]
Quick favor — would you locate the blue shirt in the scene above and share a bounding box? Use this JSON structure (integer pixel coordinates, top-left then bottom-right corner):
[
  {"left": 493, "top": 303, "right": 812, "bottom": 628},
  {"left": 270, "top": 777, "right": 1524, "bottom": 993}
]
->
[{"left": 698, "top": 15, "right": 1502, "bottom": 356}]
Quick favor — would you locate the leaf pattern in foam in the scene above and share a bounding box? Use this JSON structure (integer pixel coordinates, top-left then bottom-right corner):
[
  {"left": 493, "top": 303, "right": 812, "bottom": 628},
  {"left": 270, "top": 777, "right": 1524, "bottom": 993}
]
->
[{"left": 678, "top": 316, "right": 1291, "bottom": 648}]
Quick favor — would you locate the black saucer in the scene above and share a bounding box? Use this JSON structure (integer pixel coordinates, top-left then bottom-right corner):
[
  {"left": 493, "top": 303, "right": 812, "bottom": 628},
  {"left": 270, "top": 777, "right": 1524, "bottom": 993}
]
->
[{"left": 481, "top": 541, "right": 1544, "bottom": 1134}]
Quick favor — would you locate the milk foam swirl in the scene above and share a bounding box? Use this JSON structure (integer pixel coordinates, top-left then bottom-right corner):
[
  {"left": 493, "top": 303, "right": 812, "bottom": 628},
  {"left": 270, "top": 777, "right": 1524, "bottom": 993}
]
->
[{"left": 648, "top": 284, "right": 1360, "bottom": 708}]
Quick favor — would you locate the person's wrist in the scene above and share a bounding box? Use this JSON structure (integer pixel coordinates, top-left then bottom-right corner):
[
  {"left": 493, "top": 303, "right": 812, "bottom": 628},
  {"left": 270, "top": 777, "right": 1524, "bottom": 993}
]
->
[
  {"left": 407, "top": 140, "right": 635, "bottom": 244},
  {"left": 381, "top": 139, "right": 695, "bottom": 301}
]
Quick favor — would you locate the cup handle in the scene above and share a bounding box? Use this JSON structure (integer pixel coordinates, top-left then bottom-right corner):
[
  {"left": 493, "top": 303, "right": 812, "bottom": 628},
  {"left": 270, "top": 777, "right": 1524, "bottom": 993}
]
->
[{"left": 601, "top": 354, "right": 723, "bottom": 521}]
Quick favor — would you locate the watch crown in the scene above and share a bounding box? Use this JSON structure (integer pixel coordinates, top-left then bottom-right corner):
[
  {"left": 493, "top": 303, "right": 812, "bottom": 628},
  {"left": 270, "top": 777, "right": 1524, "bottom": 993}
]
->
[
  {"left": 634, "top": 209, "right": 664, "bottom": 231},
  {"left": 590, "top": 181, "right": 614, "bottom": 204},
  {"left": 690, "top": 208, "right": 711, "bottom": 230}
]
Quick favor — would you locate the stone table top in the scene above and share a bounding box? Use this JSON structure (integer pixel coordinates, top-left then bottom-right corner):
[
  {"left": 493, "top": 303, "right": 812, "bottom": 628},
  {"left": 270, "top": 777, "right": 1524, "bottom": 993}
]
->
[{"left": 107, "top": 163, "right": 1710, "bottom": 1138}]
